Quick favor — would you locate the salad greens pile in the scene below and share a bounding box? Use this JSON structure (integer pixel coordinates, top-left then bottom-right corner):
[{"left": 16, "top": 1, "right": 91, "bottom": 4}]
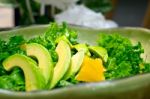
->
[
  {"left": 98, "top": 34, "right": 150, "bottom": 79},
  {"left": 0, "top": 23, "right": 149, "bottom": 91},
  {"left": 0, "top": 36, "right": 25, "bottom": 91},
  {"left": 29, "top": 23, "right": 77, "bottom": 62},
  {"left": 0, "top": 23, "right": 78, "bottom": 91}
]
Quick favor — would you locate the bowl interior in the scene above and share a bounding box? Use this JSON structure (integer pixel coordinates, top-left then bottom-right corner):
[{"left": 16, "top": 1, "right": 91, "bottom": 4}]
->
[
  {"left": 0, "top": 25, "right": 150, "bottom": 99},
  {"left": 0, "top": 26, "right": 149, "bottom": 62}
]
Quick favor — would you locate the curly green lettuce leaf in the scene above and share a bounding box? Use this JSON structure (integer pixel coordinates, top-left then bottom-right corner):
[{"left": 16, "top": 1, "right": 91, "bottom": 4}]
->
[
  {"left": 0, "top": 68, "right": 25, "bottom": 91},
  {"left": 141, "top": 63, "right": 150, "bottom": 73},
  {"left": 29, "top": 22, "right": 78, "bottom": 62},
  {"left": 57, "top": 80, "right": 74, "bottom": 88},
  {"left": 98, "top": 34, "right": 145, "bottom": 79},
  {"left": 7, "top": 36, "right": 26, "bottom": 55},
  {"left": 44, "top": 22, "right": 78, "bottom": 45},
  {"left": 0, "top": 36, "right": 26, "bottom": 91},
  {"left": 0, "top": 23, "right": 78, "bottom": 91}
]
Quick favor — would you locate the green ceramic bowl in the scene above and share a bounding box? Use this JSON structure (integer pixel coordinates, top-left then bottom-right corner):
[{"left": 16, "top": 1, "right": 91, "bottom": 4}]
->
[{"left": 0, "top": 25, "right": 150, "bottom": 99}]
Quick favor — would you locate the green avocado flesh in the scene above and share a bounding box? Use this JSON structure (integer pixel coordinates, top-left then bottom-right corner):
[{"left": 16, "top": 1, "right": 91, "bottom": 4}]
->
[
  {"left": 63, "top": 50, "right": 85, "bottom": 80},
  {"left": 55, "top": 36, "right": 73, "bottom": 48},
  {"left": 25, "top": 43, "right": 53, "bottom": 85},
  {"left": 89, "top": 46, "right": 108, "bottom": 62},
  {"left": 2, "top": 54, "right": 45, "bottom": 91},
  {"left": 74, "top": 44, "right": 91, "bottom": 56},
  {"left": 49, "top": 40, "right": 71, "bottom": 89}
]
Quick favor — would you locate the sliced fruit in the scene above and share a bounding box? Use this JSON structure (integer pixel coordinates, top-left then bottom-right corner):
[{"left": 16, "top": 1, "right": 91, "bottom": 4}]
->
[
  {"left": 24, "top": 43, "right": 53, "bottom": 85},
  {"left": 55, "top": 35, "right": 73, "bottom": 48},
  {"left": 89, "top": 46, "right": 108, "bottom": 62},
  {"left": 74, "top": 44, "right": 91, "bottom": 56},
  {"left": 75, "top": 56, "right": 105, "bottom": 82},
  {"left": 49, "top": 40, "right": 71, "bottom": 89},
  {"left": 63, "top": 50, "right": 85, "bottom": 80},
  {"left": 2, "top": 54, "right": 45, "bottom": 91}
]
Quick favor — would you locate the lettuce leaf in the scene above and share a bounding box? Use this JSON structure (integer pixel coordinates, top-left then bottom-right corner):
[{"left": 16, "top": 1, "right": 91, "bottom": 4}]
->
[{"left": 98, "top": 34, "right": 149, "bottom": 79}]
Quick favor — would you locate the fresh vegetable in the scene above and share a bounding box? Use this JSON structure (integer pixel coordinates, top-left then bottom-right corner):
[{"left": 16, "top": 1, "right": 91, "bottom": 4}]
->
[
  {"left": 0, "top": 36, "right": 26, "bottom": 91},
  {"left": 0, "top": 22, "right": 149, "bottom": 92},
  {"left": 89, "top": 46, "right": 108, "bottom": 62},
  {"left": 75, "top": 56, "right": 105, "bottom": 82},
  {"left": 49, "top": 40, "right": 71, "bottom": 89},
  {"left": 55, "top": 35, "right": 73, "bottom": 48},
  {"left": 3, "top": 54, "right": 45, "bottom": 91},
  {"left": 63, "top": 50, "right": 85, "bottom": 80},
  {"left": 0, "top": 67, "right": 25, "bottom": 91},
  {"left": 29, "top": 22, "right": 78, "bottom": 63},
  {"left": 74, "top": 44, "right": 91, "bottom": 56},
  {"left": 23, "top": 43, "right": 53, "bottom": 85},
  {"left": 98, "top": 34, "right": 150, "bottom": 79}
]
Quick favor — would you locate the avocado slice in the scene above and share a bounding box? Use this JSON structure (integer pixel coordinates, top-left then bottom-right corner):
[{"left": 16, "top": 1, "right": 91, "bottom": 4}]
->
[
  {"left": 2, "top": 54, "right": 45, "bottom": 91},
  {"left": 63, "top": 50, "right": 85, "bottom": 80},
  {"left": 49, "top": 40, "right": 71, "bottom": 89},
  {"left": 89, "top": 46, "right": 108, "bottom": 62},
  {"left": 74, "top": 44, "right": 91, "bottom": 56},
  {"left": 55, "top": 35, "right": 73, "bottom": 48},
  {"left": 25, "top": 43, "right": 53, "bottom": 85}
]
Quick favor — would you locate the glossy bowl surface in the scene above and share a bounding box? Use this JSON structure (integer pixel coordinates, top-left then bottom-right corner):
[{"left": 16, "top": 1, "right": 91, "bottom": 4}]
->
[{"left": 0, "top": 25, "right": 150, "bottom": 99}]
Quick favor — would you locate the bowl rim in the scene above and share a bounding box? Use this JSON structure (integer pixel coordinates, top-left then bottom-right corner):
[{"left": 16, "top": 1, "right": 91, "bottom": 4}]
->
[
  {"left": 0, "top": 25, "right": 150, "bottom": 97},
  {"left": 0, "top": 73, "right": 150, "bottom": 96},
  {"left": 0, "top": 24, "right": 150, "bottom": 35}
]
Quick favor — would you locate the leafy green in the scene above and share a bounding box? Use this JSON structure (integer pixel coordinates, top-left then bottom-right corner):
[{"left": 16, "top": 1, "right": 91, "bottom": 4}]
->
[
  {"left": 0, "top": 23, "right": 78, "bottom": 91},
  {"left": 0, "top": 23, "right": 150, "bottom": 91},
  {"left": 57, "top": 76, "right": 79, "bottom": 88},
  {"left": 44, "top": 22, "right": 78, "bottom": 45},
  {"left": 0, "top": 36, "right": 26, "bottom": 91},
  {"left": 0, "top": 36, "right": 26, "bottom": 74},
  {"left": 57, "top": 80, "right": 74, "bottom": 88},
  {"left": 29, "top": 22, "right": 78, "bottom": 63},
  {"left": 0, "top": 68, "right": 25, "bottom": 91},
  {"left": 7, "top": 36, "right": 26, "bottom": 55},
  {"left": 0, "top": 64, "right": 6, "bottom": 76},
  {"left": 98, "top": 34, "right": 148, "bottom": 79},
  {"left": 141, "top": 63, "right": 150, "bottom": 73}
]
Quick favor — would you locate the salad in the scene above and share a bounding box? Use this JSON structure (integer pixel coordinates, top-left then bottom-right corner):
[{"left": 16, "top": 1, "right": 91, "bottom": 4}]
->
[{"left": 0, "top": 23, "right": 149, "bottom": 91}]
